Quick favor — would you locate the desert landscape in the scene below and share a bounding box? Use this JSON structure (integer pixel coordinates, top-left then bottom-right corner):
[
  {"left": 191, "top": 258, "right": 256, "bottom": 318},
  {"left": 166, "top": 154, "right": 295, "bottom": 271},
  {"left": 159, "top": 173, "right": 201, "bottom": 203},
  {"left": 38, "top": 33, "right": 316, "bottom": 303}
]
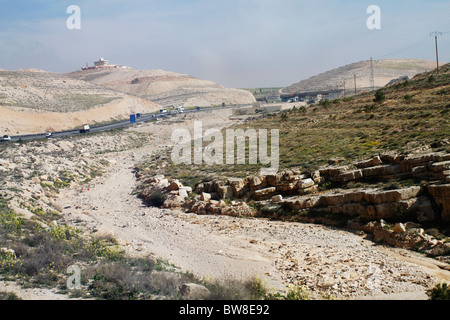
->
[{"left": 1, "top": 60, "right": 449, "bottom": 301}]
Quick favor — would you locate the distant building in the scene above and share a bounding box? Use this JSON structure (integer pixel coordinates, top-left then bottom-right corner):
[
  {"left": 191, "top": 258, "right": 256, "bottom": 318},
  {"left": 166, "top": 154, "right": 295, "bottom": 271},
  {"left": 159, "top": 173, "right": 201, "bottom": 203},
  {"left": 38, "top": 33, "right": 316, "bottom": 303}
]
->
[
  {"left": 94, "top": 57, "right": 109, "bottom": 67},
  {"left": 82, "top": 58, "right": 132, "bottom": 71}
]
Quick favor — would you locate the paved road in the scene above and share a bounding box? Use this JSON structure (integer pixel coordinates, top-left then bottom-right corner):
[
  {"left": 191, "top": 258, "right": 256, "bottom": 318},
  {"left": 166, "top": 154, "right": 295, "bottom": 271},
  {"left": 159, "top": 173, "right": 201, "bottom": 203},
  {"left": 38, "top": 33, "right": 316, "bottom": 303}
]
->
[{"left": 3, "top": 104, "right": 253, "bottom": 143}]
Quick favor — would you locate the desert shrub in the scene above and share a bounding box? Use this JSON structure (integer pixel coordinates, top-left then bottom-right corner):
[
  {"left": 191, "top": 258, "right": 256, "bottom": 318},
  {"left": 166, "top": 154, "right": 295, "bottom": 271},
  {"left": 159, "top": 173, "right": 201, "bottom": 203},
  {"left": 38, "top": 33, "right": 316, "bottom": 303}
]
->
[
  {"left": 85, "top": 257, "right": 197, "bottom": 300},
  {"left": 0, "top": 292, "right": 21, "bottom": 300},
  {"left": 404, "top": 94, "right": 413, "bottom": 102},
  {"left": 427, "top": 283, "right": 450, "bottom": 300},
  {"left": 383, "top": 182, "right": 400, "bottom": 190},
  {"left": 204, "top": 276, "right": 270, "bottom": 300},
  {"left": 147, "top": 191, "right": 167, "bottom": 207},
  {"left": 284, "top": 284, "right": 311, "bottom": 300},
  {"left": 373, "top": 90, "right": 386, "bottom": 103}
]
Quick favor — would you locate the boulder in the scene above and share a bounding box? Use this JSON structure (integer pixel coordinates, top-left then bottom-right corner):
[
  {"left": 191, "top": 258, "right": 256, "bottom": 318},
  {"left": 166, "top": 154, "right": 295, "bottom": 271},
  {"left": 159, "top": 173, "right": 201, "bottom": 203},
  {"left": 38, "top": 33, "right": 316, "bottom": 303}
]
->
[
  {"left": 167, "top": 180, "right": 183, "bottom": 191},
  {"left": 162, "top": 195, "right": 185, "bottom": 209},
  {"left": 298, "top": 185, "right": 318, "bottom": 196},
  {"left": 254, "top": 187, "right": 277, "bottom": 200},
  {"left": 355, "top": 156, "right": 382, "bottom": 168},
  {"left": 362, "top": 165, "right": 401, "bottom": 178},
  {"left": 181, "top": 186, "right": 192, "bottom": 193},
  {"left": 380, "top": 152, "right": 404, "bottom": 164},
  {"left": 319, "top": 166, "right": 349, "bottom": 177},
  {"left": 266, "top": 173, "right": 283, "bottom": 186},
  {"left": 178, "top": 188, "right": 188, "bottom": 199},
  {"left": 200, "top": 192, "right": 211, "bottom": 202},
  {"left": 363, "top": 187, "right": 421, "bottom": 204},
  {"left": 178, "top": 283, "right": 210, "bottom": 300},
  {"left": 298, "top": 178, "right": 315, "bottom": 189},
  {"left": 228, "top": 178, "right": 249, "bottom": 197},
  {"left": 332, "top": 170, "right": 363, "bottom": 183},
  {"left": 216, "top": 185, "right": 234, "bottom": 199},
  {"left": 249, "top": 175, "right": 267, "bottom": 190},
  {"left": 394, "top": 223, "right": 406, "bottom": 234},
  {"left": 271, "top": 195, "right": 283, "bottom": 203},
  {"left": 277, "top": 181, "right": 298, "bottom": 193}
]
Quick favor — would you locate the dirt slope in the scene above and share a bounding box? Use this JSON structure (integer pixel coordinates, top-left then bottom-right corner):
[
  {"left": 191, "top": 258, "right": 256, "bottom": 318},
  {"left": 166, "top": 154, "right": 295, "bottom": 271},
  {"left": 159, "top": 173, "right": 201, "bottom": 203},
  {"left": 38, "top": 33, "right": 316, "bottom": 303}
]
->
[
  {"left": 282, "top": 59, "right": 440, "bottom": 94},
  {"left": 67, "top": 68, "right": 256, "bottom": 107},
  {"left": 0, "top": 69, "right": 160, "bottom": 135}
]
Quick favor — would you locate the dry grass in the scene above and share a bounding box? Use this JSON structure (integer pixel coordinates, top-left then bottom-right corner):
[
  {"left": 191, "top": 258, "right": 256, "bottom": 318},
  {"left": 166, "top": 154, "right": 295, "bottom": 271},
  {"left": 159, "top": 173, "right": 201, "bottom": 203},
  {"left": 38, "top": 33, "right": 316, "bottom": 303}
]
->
[{"left": 137, "top": 64, "right": 450, "bottom": 183}]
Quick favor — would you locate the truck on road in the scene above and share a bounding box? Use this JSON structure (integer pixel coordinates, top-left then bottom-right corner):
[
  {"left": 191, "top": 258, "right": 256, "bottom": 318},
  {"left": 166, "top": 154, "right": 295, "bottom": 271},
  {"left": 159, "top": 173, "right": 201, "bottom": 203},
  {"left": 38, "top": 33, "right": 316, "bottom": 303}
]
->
[{"left": 80, "top": 124, "right": 91, "bottom": 134}]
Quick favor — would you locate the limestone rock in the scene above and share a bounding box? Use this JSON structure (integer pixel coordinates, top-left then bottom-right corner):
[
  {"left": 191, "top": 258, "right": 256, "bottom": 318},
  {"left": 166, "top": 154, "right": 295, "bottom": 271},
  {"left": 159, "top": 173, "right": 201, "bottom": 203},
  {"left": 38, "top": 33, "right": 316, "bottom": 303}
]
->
[
  {"left": 167, "top": 180, "right": 183, "bottom": 191},
  {"left": 393, "top": 223, "right": 406, "bottom": 234},
  {"left": 178, "top": 283, "right": 210, "bottom": 300},
  {"left": 201, "top": 192, "right": 211, "bottom": 202},
  {"left": 254, "top": 187, "right": 276, "bottom": 200},
  {"left": 271, "top": 195, "right": 283, "bottom": 203}
]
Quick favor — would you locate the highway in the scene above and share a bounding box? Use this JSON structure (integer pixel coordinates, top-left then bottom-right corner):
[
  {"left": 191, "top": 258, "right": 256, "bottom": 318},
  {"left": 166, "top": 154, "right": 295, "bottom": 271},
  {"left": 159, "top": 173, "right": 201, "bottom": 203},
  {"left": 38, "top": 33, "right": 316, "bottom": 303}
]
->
[{"left": 4, "top": 104, "right": 252, "bottom": 143}]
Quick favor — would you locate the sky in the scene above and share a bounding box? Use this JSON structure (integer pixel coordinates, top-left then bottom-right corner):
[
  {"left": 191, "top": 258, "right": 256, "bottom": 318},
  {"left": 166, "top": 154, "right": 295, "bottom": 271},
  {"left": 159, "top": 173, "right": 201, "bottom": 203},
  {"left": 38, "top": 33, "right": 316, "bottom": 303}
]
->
[{"left": 0, "top": 0, "right": 449, "bottom": 88}]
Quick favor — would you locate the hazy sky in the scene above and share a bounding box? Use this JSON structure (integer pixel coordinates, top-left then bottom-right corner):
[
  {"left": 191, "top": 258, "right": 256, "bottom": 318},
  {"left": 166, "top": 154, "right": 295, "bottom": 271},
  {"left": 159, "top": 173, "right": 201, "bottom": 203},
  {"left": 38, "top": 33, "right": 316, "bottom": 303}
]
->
[{"left": 0, "top": 0, "right": 449, "bottom": 88}]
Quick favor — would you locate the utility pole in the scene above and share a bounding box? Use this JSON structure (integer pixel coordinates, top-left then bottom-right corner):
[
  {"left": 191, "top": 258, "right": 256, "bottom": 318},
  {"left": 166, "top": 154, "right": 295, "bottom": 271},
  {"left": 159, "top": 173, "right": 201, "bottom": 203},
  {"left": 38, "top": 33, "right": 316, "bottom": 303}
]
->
[
  {"left": 370, "top": 57, "right": 375, "bottom": 91},
  {"left": 431, "top": 32, "right": 442, "bottom": 74},
  {"left": 353, "top": 74, "right": 357, "bottom": 95},
  {"left": 343, "top": 80, "right": 346, "bottom": 97}
]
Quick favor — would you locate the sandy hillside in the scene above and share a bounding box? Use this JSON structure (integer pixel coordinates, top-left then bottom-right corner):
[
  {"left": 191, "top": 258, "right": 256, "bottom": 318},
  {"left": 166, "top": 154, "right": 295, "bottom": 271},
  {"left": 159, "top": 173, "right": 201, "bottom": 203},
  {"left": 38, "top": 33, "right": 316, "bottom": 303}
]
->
[
  {"left": 282, "top": 59, "right": 441, "bottom": 94},
  {"left": 67, "top": 68, "right": 256, "bottom": 107},
  {"left": 0, "top": 69, "right": 160, "bottom": 135}
]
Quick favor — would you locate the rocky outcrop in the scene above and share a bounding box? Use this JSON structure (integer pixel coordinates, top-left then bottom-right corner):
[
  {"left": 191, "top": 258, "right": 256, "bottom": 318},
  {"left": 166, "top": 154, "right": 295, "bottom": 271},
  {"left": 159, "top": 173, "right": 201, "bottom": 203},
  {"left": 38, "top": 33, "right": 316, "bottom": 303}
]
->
[
  {"left": 428, "top": 184, "right": 450, "bottom": 223},
  {"left": 189, "top": 150, "right": 450, "bottom": 223},
  {"left": 137, "top": 150, "right": 450, "bottom": 257}
]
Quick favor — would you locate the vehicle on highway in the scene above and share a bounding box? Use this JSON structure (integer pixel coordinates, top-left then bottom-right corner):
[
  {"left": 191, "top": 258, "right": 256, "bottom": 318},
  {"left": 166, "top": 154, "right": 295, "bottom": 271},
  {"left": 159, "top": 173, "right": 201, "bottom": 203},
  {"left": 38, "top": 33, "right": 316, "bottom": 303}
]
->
[
  {"left": 45, "top": 132, "right": 52, "bottom": 138},
  {"left": 80, "top": 124, "right": 91, "bottom": 134},
  {"left": 176, "top": 106, "right": 185, "bottom": 113},
  {"left": 160, "top": 108, "right": 168, "bottom": 114},
  {"left": 0, "top": 135, "right": 11, "bottom": 142}
]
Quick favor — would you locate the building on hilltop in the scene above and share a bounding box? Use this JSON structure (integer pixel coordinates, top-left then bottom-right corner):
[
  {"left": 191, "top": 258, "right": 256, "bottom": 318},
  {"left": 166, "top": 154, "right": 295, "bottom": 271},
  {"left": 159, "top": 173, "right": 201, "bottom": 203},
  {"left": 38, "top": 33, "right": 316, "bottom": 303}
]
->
[
  {"left": 94, "top": 57, "right": 109, "bottom": 67},
  {"left": 82, "top": 58, "right": 132, "bottom": 71}
]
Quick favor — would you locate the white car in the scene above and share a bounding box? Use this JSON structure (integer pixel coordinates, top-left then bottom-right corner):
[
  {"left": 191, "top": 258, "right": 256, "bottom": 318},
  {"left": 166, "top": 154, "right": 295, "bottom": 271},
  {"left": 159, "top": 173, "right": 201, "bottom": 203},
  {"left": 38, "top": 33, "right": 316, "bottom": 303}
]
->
[
  {"left": 0, "top": 135, "right": 11, "bottom": 142},
  {"left": 176, "top": 106, "right": 185, "bottom": 113},
  {"left": 160, "top": 108, "right": 168, "bottom": 114}
]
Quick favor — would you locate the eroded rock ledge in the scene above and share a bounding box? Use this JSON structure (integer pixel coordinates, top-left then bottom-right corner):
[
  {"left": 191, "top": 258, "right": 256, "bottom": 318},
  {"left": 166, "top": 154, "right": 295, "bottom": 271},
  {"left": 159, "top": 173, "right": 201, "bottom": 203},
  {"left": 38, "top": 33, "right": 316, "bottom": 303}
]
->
[{"left": 136, "top": 149, "right": 450, "bottom": 261}]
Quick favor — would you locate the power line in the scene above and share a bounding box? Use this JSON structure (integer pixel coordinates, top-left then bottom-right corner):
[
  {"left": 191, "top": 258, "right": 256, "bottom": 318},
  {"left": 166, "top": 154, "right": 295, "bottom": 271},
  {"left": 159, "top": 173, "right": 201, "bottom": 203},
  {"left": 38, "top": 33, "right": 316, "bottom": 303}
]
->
[{"left": 375, "top": 37, "right": 433, "bottom": 60}]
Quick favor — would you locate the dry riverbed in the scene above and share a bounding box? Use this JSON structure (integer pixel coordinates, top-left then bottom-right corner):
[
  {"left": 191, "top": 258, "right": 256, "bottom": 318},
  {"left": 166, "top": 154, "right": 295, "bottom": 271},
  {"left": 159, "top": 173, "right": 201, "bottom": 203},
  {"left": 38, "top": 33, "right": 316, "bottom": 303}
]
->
[{"left": 2, "top": 110, "right": 449, "bottom": 300}]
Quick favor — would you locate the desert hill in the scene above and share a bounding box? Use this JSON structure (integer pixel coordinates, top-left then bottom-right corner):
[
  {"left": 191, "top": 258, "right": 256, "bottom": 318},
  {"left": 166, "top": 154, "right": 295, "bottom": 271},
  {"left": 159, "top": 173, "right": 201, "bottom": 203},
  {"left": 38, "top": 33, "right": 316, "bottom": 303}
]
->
[
  {"left": 282, "top": 59, "right": 440, "bottom": 95},
  {"left": 66, "top": 68, "right": 256, "bottom": 107},
  {"left": 0, "top": 69, "right": 160, "bottom": 134}
]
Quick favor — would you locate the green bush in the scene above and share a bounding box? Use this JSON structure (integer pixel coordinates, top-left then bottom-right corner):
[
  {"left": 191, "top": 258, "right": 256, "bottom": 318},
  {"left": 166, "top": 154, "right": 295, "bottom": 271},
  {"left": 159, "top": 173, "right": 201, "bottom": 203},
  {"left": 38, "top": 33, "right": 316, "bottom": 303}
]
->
[
  {"left": 147, "top": 191, "right": 167, "bottom": 207},
  {"left": 404, "top": 94, "right": 413, "bottom": 101},
  {"left": 427, "top": 283, "right": 450, "bottom": 300},
  {"left": 373, "top": 90, "right": 386, "bottom": 103}
]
